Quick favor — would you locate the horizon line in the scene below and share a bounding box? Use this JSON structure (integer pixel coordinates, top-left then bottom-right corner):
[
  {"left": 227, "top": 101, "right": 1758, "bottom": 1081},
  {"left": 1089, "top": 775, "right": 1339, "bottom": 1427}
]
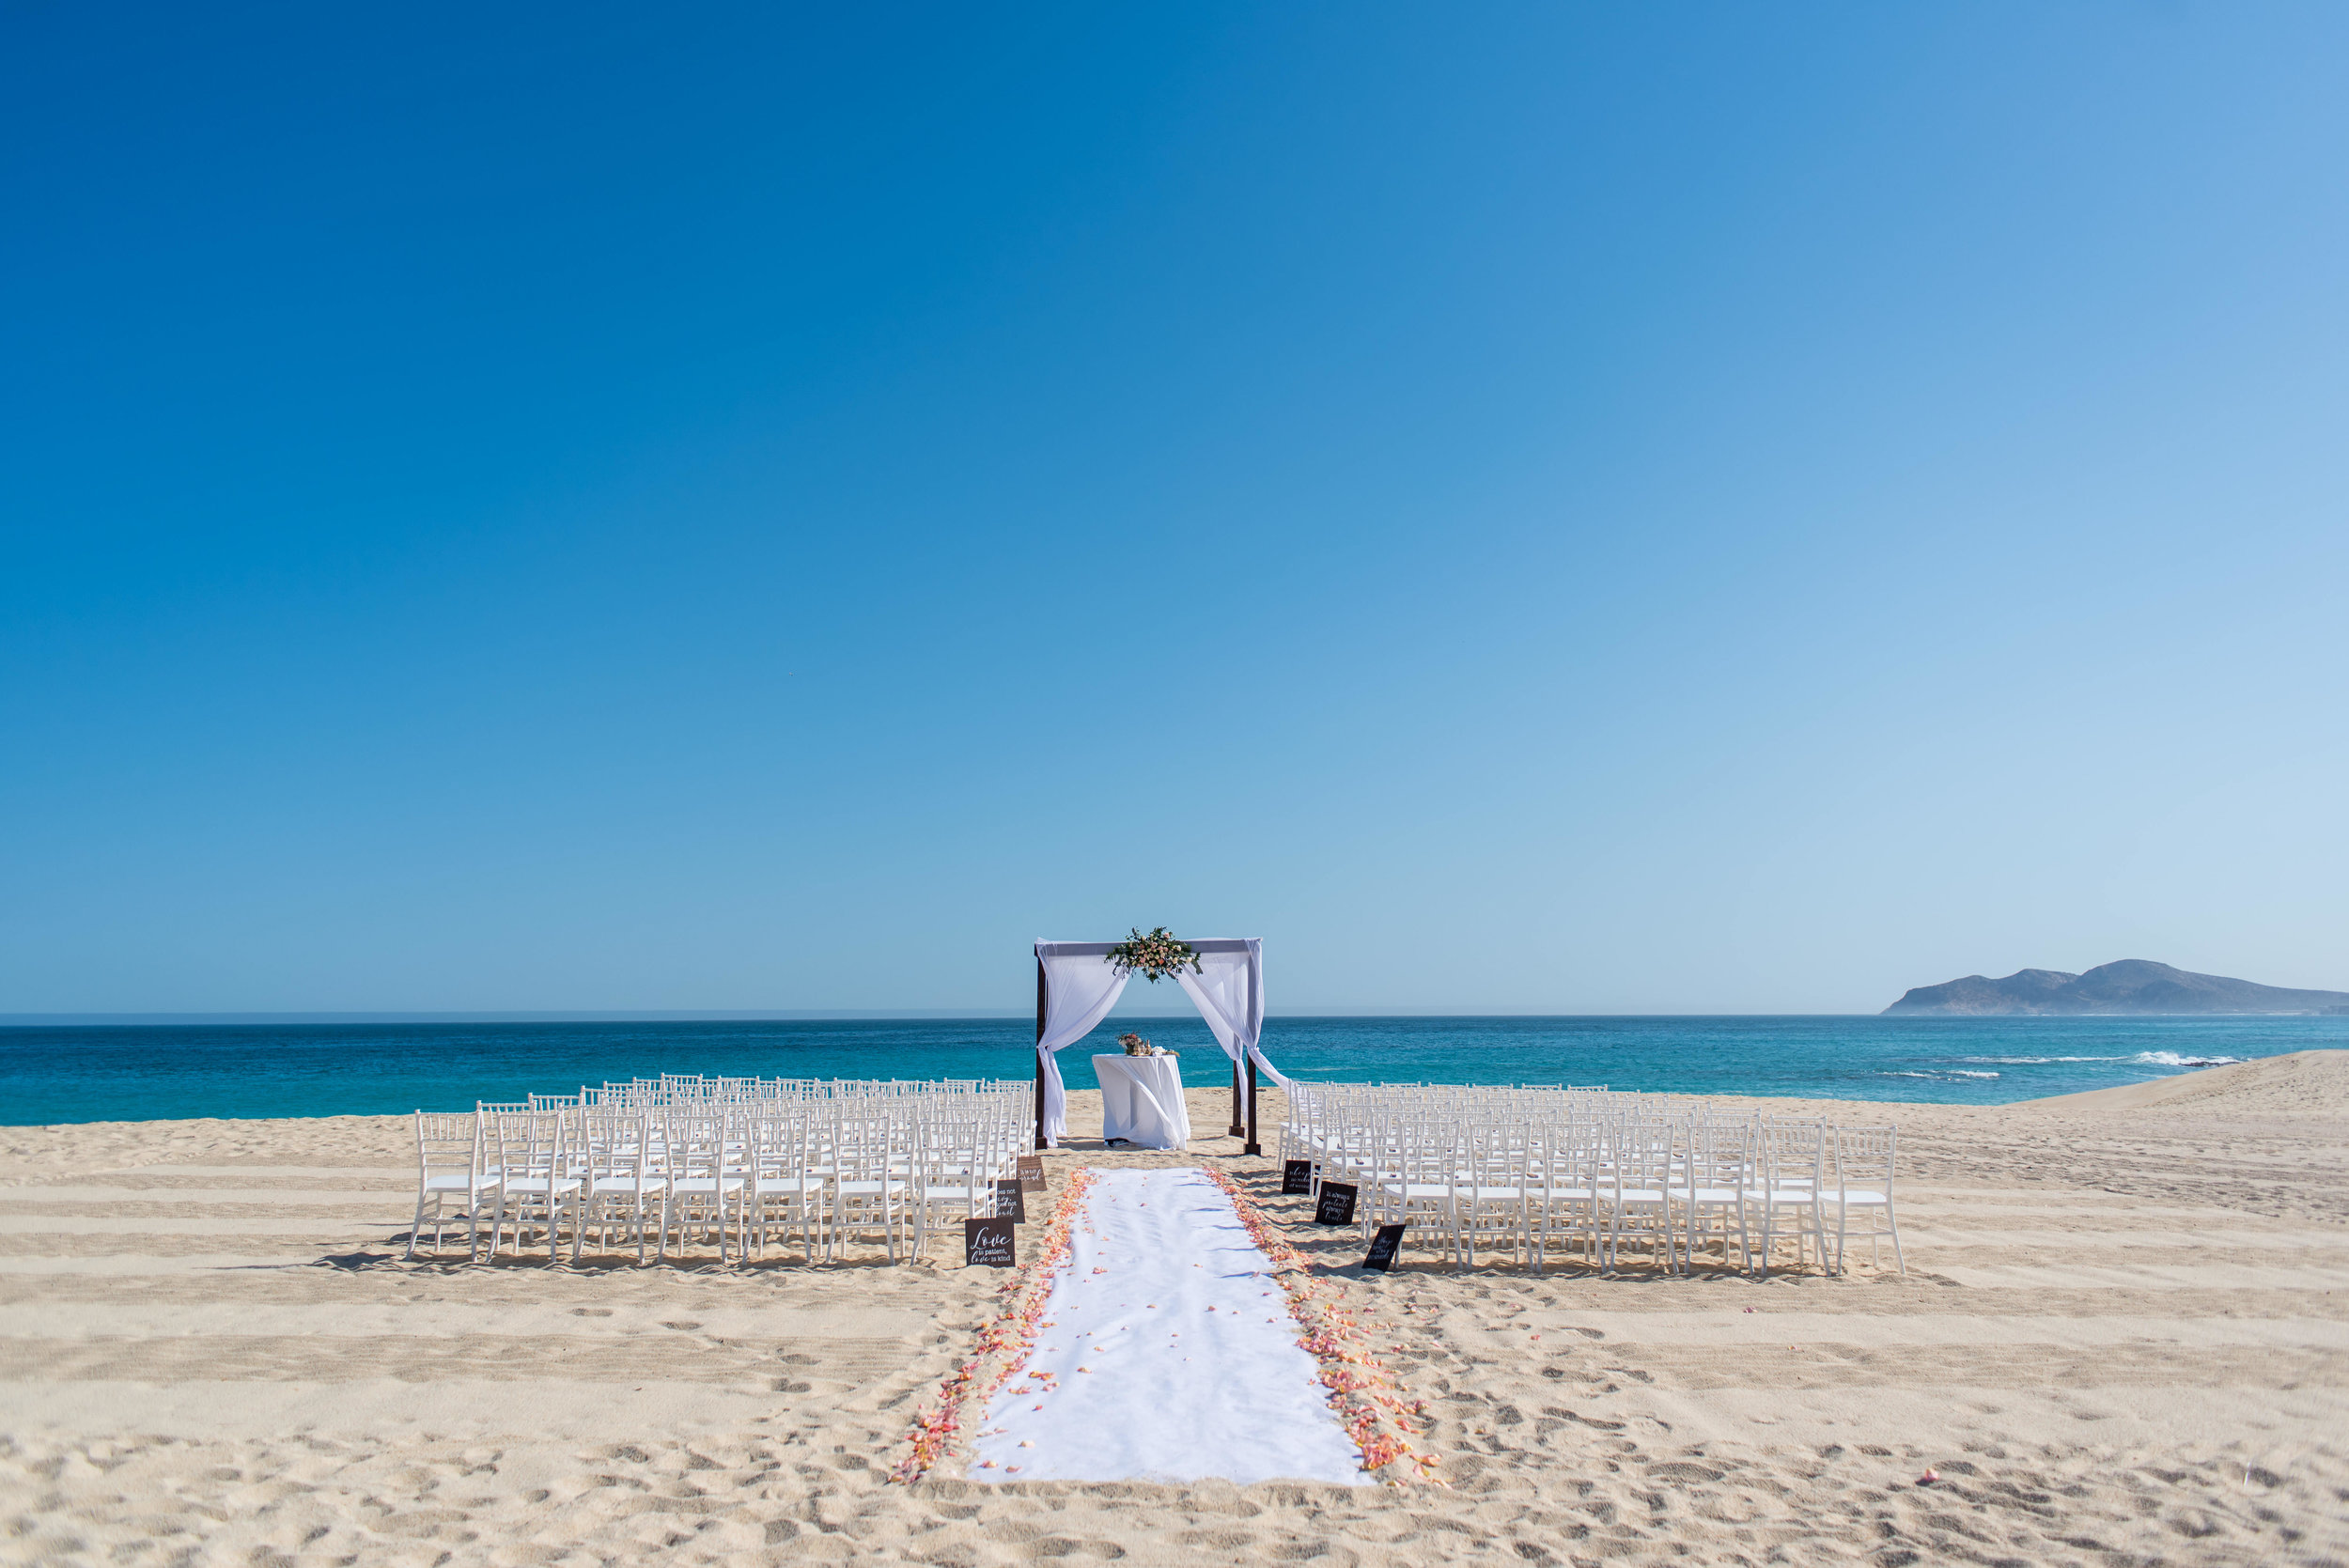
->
[{"left": 0, "top": 1007, "right": 1886, "bottom": 1025}]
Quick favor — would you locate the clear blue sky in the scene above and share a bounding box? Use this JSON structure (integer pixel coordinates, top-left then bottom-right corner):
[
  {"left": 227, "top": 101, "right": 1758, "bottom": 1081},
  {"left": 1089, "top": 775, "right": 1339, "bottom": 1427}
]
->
[{"left": 5, "top": 5, "right": 2344, "bottom": 1016}]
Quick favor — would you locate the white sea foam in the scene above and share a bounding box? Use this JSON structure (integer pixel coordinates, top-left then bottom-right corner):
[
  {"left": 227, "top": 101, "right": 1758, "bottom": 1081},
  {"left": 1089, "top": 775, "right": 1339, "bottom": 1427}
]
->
[
  {"left": 2133, "top": 1051, "right": 2243, "bottom": 1068},
  {"left": 1962, "top": 1055, "right": 2127, "bottom": 1065},
  {"left": 1880, "top": 1069, "right": 1999, "bottom": 1080}
]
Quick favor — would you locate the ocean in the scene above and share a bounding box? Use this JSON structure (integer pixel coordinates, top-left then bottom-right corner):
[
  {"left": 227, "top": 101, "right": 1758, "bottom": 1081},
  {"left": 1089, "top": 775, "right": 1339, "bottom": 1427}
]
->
[{"left": 3, "top": 1013, "right": 2341, "bottom": 1126}]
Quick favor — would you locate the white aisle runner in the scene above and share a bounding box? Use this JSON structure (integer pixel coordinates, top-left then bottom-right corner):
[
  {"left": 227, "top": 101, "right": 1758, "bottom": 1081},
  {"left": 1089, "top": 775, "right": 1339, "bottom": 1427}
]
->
[{"left": 972, "top": 1167, "right": 1364, "bottom": 1484}]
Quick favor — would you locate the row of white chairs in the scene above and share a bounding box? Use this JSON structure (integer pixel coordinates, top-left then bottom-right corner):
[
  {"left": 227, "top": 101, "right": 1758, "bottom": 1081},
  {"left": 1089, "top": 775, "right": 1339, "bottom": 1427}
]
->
[
  {"left": 408, "top": 1078, "right": 1031, "bottom": 1266},
  {"left": 1280, "top": 1083, "right": 1903, "bottom": 1277}
]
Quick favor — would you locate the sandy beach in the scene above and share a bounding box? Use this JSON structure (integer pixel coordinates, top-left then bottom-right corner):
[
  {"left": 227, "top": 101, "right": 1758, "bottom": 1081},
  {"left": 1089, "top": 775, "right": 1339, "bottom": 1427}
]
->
[{"left": 5, "top": 1055, "right": 2345, "bottom": 1566}]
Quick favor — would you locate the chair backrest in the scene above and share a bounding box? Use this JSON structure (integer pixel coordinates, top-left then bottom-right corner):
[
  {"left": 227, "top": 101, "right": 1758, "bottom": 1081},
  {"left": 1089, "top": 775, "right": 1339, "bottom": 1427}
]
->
[
  {"left": 1834, "top": 1125, "right": 1895, "bottom": 1191},
  {"left": 666, "top": 1111, "right": 727, "bottom": 1183},
  {"left": 490, "top": 1109, "right": 567, "bottom": 1178},
  {"left": 1763, "top": 1120, "right": 1825, "bottom": 1188},
  {"left": 1693, "top": 1116, "right": 1753, "bottom": 1188},
  {"left": 415, "top": 1111, "right": 478, "bottom": 1179},
  {"left": 583, "top": 1110, "right": 657, "bottom": 1184}
]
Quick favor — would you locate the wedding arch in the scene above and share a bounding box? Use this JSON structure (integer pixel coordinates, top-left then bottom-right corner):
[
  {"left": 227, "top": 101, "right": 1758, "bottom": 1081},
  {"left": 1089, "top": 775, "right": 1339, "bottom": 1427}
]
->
[{"left": 1032, "top": 938, "right": 1290, "bottom": 1154}]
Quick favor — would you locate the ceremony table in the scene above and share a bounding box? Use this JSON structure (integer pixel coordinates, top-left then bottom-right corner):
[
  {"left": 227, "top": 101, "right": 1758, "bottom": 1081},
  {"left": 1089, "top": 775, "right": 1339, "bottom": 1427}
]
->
[{"left": 1092, "top": 1053, "right": 1191, "bottom": 1150}]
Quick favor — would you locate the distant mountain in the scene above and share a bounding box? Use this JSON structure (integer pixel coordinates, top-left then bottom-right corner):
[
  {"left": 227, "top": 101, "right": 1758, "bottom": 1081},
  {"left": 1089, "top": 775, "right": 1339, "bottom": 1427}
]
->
[{"left": 1884, "top": 959, "right": 2349, "bottom": 1016}]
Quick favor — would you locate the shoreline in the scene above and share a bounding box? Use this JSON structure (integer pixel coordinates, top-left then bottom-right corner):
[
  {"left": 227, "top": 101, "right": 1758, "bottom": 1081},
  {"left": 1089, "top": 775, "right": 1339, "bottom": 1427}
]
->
[
  {"left": 11, "top": 1017, "right": 2342, "bottom": 1128},
  {"left": 9, "top": 1048, "right": 2343, "bottom": 1136}
]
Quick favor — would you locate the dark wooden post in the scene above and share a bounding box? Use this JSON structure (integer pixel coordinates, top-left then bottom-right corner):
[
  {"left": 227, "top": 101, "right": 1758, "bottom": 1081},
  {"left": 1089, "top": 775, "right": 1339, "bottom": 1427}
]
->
[
  {"left": 1240, "top": 950, "right": 1262, "bottom": 1155},
  {"left": 1228, "top": 1058, "right": 1245, "bottom": 1139},
  {"left": 1243, "top": 1051, "right": 1261, "bottom": 1157},
  {"left": 1033, "top": 957, "right": 1050, "bottom": 1152}
]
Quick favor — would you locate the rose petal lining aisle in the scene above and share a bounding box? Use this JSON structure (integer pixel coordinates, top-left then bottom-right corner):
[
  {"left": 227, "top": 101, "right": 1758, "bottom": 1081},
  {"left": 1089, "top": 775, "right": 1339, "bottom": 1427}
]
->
[
  {"left": 1204, "top": 1167, "right": 1440, "bottom": 1483},
  {"left": 966, "top": 1168, "right": 1366, "bottom": 1485},
  {"left": 891, "top": 1167, "right": 1098, "bottom": 1483}
]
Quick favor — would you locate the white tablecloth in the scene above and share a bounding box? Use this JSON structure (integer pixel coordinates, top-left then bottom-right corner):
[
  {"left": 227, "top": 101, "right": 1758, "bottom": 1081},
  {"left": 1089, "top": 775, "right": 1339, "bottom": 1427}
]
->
[{"left": 1093, "top": 1054, "right": 1191, "bottom": 1150}]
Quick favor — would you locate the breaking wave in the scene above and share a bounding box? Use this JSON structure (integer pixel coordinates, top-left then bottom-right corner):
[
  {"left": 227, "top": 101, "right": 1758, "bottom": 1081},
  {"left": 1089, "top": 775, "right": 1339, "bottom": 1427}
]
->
[
  {"left": 1881, "top": 1069, "right": 1999, "bottom": 1080},
  {"left": 1960, "top": 1055, "right": 2127, "bottom": 1065},
  {"left": 2132, "top": 1051, "right": 2243, "bottom": 1068}
]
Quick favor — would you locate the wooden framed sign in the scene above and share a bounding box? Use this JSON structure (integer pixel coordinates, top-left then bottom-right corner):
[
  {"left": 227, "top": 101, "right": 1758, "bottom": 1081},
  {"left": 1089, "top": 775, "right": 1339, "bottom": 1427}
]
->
[
  {"left": 965, "top": 1217, "right": 1016, "bottom": 1267},
  {"left": 1281, "top": 1159, "right": 1314, "bottom": 1195},
  {"left": 1361, "top": 1223, "right": 1407, "bottom": 1272},
  {"left": 993, "top": 1179, "right": 1026, "bottom": 1222},
  {"left": 1016, "top": 1155, "right": 1046, "bottom": 1191},
  {"left": 1313, "top": 1182, "right": 1359, "bottom": 1227}
]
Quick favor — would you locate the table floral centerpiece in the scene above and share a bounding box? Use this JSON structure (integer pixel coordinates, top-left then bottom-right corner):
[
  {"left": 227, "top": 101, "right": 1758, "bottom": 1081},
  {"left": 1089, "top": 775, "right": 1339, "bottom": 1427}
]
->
[{"left": 1116, "top": 1032, "right": 1175, "bottom": 1058}]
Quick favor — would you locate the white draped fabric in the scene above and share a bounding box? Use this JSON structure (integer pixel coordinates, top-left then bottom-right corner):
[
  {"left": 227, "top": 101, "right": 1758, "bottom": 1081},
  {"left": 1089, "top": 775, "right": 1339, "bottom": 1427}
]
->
[
  {"left": 1093, "top": 1053, "right": 1192, "bottom": 1149},
  {"left": 1174, "top": 939, "right": 1290, "bottom": 1088},
  {"left": 1034, "top": 938, "right": 1288, "bottom": 1147},
  {"left": 1034, "top": 943, "right": 1129, "bottom": 1146}
]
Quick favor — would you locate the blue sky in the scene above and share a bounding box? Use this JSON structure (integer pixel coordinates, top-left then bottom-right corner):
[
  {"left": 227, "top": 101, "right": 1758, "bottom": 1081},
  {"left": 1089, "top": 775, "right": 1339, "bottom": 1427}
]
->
[{"left": 5, "top": 4, "right": 2344, "bottom": 1016}]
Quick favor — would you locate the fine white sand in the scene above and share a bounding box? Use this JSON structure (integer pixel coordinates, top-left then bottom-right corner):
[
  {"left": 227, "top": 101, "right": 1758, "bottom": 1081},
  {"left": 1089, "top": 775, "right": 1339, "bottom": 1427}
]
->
[
  {"left": 971, "top": 1167, "right": 1361, "bottom": 1486},
  {"left": 3, "top": 1051, "right": 2345, "bottom": 1565}
]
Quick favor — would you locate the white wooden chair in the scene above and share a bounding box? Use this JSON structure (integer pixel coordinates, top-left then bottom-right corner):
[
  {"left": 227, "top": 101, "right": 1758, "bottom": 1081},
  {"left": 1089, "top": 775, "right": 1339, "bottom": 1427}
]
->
[
  {"left": 744, "top": 1110, "right": 824, "bottom": 1264},
  {"left": 910, "top": 1116, "right": 991, "bottom": 1262},
  {"left": 406, "top": 1111, "right": 495, "bottom": 1261},
  {"left": 577, "top": 1110, "right": 668, "bottom": 1264},
  {"left": 1830, "top": 1126, "right": 1905, "bottom": 1276},
  {"left": 1682, "top": 1116, "right": 1754, "bottom": 1274},
  {"left": 485, "top": 1109, "right": 581, "bottom": 1261},
  {"left": 1753, "top": 1119, "right": 1828, "bottom": 1278},
  {"left": 659, "top": 1110, "right": 743, "bottom": 1263},
  {"left": 828, "top": 1111, "right": 906, "bottom": 1263},
  {"left": 1453, "top": 1130, "right": 1531, "bottom": 1270},
  {"left": 1604, "top": 1120, "right": 1681, "bottom": 1274}
]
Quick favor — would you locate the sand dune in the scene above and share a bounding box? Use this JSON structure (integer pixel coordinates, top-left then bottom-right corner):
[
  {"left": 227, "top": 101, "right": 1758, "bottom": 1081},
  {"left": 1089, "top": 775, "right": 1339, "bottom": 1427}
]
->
[{"left": 3, "top": 1072, "right": 2344, "bottom": 1565}]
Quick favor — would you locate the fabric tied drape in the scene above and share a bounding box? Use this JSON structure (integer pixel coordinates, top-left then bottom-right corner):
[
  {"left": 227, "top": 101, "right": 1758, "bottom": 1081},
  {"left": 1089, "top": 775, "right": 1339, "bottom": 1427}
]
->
[
  {"left": 1174, "top": 939, "right": 1290, "bottom": 1088},
  {"left": 1034, "top": 943, "right": 1129, "bottom": 1146}
]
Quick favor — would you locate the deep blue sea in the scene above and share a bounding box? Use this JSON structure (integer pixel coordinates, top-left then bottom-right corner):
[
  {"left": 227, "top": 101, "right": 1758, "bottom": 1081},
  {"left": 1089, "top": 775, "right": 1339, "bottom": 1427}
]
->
[{"left": 3, "top": 1014, "right": 2342, "bottom": 1126}]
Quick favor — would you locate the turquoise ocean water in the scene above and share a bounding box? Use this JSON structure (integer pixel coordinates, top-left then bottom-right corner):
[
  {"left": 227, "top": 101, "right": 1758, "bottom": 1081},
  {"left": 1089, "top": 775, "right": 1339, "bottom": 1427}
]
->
[{"left": 4, "top": 1013, "right": 2342, "bottom": 1126}]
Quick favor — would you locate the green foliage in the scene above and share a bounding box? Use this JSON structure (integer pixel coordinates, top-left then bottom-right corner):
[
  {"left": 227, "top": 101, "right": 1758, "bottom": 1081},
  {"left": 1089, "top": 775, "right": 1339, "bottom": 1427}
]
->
[{"left": 1104, "top": 926, "right": 1201, "bottom": 984}]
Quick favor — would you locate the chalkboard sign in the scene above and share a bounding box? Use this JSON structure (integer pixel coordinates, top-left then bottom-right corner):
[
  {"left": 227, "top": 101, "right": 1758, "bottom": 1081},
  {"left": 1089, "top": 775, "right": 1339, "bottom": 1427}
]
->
[
  {"left": 1281, "top": 1159, "right": 1314, "bottom": 1195},
  {"left": 1314, "top": 1182, "right": 1359, "bottom": 1226},
  {"left": 1362, "top": 1223, "right": 1406, "bottom": 1272},
  {"left": 993, "top": 1179, "right": 1026, "bottom": 1222},
  {"left": 965, "top": 1217, "right": 1016, "bottom": 1267},
  {"left": 1016, "top": 1156, "right": 1046, "bottom": 1191}
]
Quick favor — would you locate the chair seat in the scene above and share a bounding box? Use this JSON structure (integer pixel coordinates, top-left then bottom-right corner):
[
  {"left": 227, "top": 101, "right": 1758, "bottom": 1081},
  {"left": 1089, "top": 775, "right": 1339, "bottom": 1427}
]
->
[
  {"left": 421, "top": 1173, "right": 485, "bottom": 1192},
  {"left": 1838, "top": 1190, "right": 1889, "bottom": 1205},
  {"left": 499, "top": 1176, "right": 581, "bottom": 1196}
]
